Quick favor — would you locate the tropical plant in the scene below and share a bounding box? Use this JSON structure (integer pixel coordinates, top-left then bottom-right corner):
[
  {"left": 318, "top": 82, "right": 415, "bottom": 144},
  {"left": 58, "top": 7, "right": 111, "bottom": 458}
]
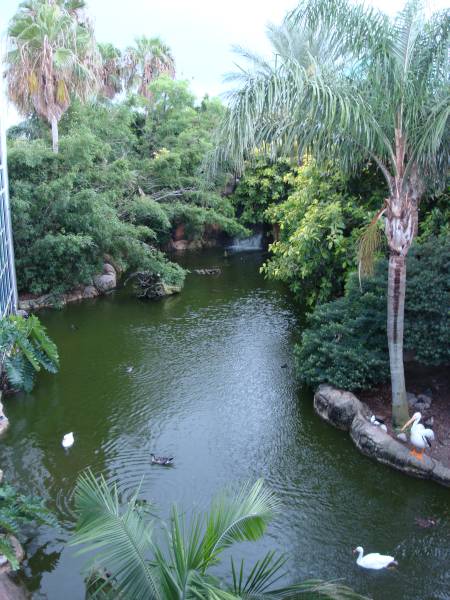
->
[
  {"left": 98, "top": 43, "right": 123, "bottom": 99},
  {"left": 212, "top": 0, "right": 450, "bottom": 426},
  {"left": 72, "top": 471, "right": 364, "bottom": 599},
  {"left": 261, "top": 160, "right": 384, "bottom": 306},
  {"left": 6, "top": 0, "right": 100, "bottom": 152},
  {"left": 230, "top": 157, "right": 297, "bottom": 226},
  {"left": 0, "top": 481, "right": 56, "bottom": 571},
  {"left": 124, "top": 36, "right": 175, "bottom": 100},
  {"left": 296, "top": 235, "right": 450, "bottom": 391},
  {"left": 0, "top": 314, "right": 59, "bottom": 393}
]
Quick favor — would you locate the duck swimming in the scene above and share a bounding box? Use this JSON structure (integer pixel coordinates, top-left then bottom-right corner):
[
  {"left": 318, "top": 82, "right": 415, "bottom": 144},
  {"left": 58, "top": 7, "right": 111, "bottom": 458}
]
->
[
  {"left": 151, "top": 454, "right": 173, "bottom": 466},
  {"left": 353, "top": 546, "right": 397, "bottom": 570},
  {"left": 62, "top": 432, "right": 74, "bottom": 449}
]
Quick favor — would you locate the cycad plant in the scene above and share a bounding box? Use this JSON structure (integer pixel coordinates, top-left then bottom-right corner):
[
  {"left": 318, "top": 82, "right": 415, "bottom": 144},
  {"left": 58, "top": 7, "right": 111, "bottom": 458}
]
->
[
  {"left": 124, "top": 36, "right": 175, "bottom": 100},
  {"left": 0, "top": 315, "right": 59, "bottom": 393},
  {"left": 6, "top": 0, "right": 100, "bottom": 152},
  {"left": 212, "top": 0, "right": 449, "bottom": 426},
  {"left": 72, "top": 471, "right": 364, "bottom": 599}
]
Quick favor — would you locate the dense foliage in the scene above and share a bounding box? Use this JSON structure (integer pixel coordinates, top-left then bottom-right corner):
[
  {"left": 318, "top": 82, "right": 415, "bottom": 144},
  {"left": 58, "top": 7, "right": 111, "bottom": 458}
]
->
[
  {"left": 0, "top": 481, "right": 56, "bottom": 570},
  {"left": 296, "top": 236, "right": 450, "bottom": 390},
  {"left": 230, "top": 157, "right": 297, "bottom": 226},
  {"left": 9, "top": 79, "right": 242, "bottom": 296},
  {"left": 260, "top": 161, "right": 385, "bottom": 306},
  {"left": 72, "top": 470, "right": 363, "bottom": 599},
  {"left": 0, "top": 315, "right": 59, "bottom": 393}
]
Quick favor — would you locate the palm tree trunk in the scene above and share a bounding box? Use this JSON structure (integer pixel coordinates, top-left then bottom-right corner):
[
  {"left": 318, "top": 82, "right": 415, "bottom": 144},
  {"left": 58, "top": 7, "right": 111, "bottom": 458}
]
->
[
  {"left": 51, "top": 116, "right": 59, "bottom": 153},
  {"left": 387, "top": 253, "right": 409, "bottom": 427}
]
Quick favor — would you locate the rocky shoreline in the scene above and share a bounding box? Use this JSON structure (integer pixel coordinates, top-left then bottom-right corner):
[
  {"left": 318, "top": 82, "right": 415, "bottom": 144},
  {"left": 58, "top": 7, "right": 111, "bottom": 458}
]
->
[
  {"left": 314, "top": 384, "right": 450, "bottom": 488},
  {"left": 18, "top": 261, "right": 181, "bottom": 312}
]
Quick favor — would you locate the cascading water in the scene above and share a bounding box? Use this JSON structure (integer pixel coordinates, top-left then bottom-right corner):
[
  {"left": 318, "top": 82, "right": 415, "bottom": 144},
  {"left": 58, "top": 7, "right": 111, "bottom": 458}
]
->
[{"left": 227, "top": 232, "right": 263, "bottom": 251}]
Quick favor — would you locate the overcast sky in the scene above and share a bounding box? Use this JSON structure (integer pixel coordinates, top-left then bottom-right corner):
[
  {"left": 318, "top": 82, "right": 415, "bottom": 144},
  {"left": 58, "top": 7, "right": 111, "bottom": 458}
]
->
[{"left": 1, "top": 0, "right": 448, "bottom": 127}]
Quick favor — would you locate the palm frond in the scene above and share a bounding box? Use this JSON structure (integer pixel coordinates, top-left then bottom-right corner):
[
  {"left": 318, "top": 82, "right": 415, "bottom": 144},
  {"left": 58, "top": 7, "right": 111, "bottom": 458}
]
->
[
  {"left": 357, "top": 208, "right": 386, "bottom": 280},
  {"left": 72, "top": 470, "right": 161, "bottom": 600},
  {"left": 201, "top": 479, "right": 279, "bottom": 569}
]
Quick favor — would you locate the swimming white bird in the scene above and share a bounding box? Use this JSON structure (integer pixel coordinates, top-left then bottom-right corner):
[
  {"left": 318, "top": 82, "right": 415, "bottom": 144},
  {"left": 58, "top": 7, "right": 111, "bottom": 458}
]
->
[
  {"left": 353, "top": 546, "right": 398, "bottom": 570},
  {"left": 62, "top": 432, "right": 74, "bottom": 449},
  {"left": 401, "top": 412, "right": 434, "bottom": 460}
]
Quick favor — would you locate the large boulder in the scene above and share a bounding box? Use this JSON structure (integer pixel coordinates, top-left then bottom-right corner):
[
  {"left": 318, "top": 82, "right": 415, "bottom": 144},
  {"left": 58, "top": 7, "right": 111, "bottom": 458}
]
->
[
  {"left": 93, "top": 263, "right": 117, "bottom": 293},
  {"left": 314, "top": 385, "right": 369, "bottom": 431},
  {"left": 314, "top": 384, "right": 450, "bottom": 488}
]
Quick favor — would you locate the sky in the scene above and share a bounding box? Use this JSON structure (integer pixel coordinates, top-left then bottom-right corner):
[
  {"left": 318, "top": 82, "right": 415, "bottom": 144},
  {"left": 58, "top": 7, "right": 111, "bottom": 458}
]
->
[{"left": 1, "top": 0, "right": 448, "bottom": 127}]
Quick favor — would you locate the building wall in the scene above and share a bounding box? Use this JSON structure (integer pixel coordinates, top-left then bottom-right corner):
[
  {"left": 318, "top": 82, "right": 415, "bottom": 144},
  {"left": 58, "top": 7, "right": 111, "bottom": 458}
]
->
[{"left": 0, "top": 113, "right": 18, "bottom": 317}]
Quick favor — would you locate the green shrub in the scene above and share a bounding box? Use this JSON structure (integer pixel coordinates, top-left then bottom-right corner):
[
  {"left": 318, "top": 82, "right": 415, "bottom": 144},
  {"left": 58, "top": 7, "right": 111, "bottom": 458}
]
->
[
  {"left": 296, "top": 236, "right": 450, "bottom": 390},
  {"left": 0, "top": 315, "right": 59, "bottom": 393},
  {"left": 261, "top": 160, "right": 385, "bottom": 306},
  {"left": 0, "top": 482, "right": 56, "bottom": 570}
]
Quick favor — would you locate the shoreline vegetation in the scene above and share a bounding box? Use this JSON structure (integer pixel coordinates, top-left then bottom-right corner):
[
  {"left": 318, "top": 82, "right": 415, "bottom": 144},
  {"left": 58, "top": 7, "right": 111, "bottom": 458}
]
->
[{"left": 0, "top": 0, "right": 448, "bottom": 596}]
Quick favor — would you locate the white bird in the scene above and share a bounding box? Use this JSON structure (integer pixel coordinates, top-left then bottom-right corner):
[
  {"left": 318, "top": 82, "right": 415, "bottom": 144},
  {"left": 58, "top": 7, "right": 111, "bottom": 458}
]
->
[
  {"left": 380, "top": 424, "right": 388, "bottom": 433},
  {"left": 62, "top": 432, "right": 74, "bottom": 449},
  {"left": 401, "top": 412, "right": 434, "bottom": 460},
  {"left": 353, "top": 546, "right": 398, "bottom": 570}
]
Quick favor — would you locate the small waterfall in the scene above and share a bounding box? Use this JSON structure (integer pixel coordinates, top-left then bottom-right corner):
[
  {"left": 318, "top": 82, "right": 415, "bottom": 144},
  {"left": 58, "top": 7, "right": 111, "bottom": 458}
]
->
[{"left": 227, "top": 232, "right": 263, "bottom": 252}]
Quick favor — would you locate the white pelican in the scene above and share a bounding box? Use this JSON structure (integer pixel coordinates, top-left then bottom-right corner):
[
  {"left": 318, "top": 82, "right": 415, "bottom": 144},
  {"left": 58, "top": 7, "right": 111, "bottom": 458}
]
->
[
  {"left": 401, "top": 412, "right": 434, "bottom": 460},
  {"left": 62, "top": 432, "right": 74, "bottom": 449},
  {"left": 353, "top": 546, "right": 397, "bottom": 570}
]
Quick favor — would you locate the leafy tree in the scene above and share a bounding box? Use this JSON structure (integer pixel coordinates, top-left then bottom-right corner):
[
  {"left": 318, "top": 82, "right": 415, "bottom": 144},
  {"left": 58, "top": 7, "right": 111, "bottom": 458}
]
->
[
  {"left": 261, "top": 161, "right": 384, "bottom": 306},
  {"left": 0, "top": 482, "right": 56, "bottom": 571},
  {"left": 0, "top": 315, "right": 59, "bottom": 393},
  {"left": 6, "top": 0, "right": 100, "bottom": 152},
  {"left": 230, "top": 157, "right": 297, "bottom": 226},
  {"left": 72, "top": 471, "right": 364, "bottom": 599},
  {"left": 124, "top": 36, "right": 175, "bottom": 99},
  {"left": 212, "top": 0, "right": 449, "bottom": 426},
  {"left": 296, "top": 235, "right": 450, "bottom": 391}
]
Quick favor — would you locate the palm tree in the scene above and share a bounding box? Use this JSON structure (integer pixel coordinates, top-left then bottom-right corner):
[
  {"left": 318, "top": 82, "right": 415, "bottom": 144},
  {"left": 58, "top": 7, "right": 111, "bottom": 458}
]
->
[
  {"left": 212, "top": 0, "right": 449, "bottom": 427},
  {"left": 6, "top": 0, "right": 100, "bottom": 153},
  {"left": 71, "top": 471, "right": 364, "bottom": 599},
  {"left": 98, "top": 43, "right": 123, "bottom": 99},
  {"left": 124, "top": 36, "right": 175, "bottom": 100}
]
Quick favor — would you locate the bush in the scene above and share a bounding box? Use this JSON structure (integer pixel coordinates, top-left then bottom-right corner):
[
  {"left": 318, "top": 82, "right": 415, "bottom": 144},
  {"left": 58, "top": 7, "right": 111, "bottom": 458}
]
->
[
  {"left": 261, "top": 160, "right": 385, "bottom": 306},
  {"left": 296, "top": 236, "right": 450, "bottom": 390},
  {"left": 0, "top": 315, "right": 59, "bottom": 393}
]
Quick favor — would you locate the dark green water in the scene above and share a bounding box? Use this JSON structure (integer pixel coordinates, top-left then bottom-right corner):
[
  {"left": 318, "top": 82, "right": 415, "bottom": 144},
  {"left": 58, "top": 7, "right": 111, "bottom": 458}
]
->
[{"left": 0, "top": 250, "right": 449, "bottom": 600}]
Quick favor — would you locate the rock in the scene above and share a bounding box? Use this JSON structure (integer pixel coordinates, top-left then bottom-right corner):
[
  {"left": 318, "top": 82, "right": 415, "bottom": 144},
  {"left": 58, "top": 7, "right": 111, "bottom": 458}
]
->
[
  {"left": 0, "top": 573, "right": 29, "bottom": 599},
  {"left": 314, "top": 385, "right": 450, "bottom": 488},
  {"left": 0, "top": 535, "right": 25, "bottom": 574},
  {"left": 94, "top": 267, "right": 116, "bottom": 294},
  {"left": 423, "top": 416, "right": 434, "bottom": 428},
  {"left": 103, "top": 263, "right": 116, "bottom": 275},
  {"left": 397, "top": 432, "right": 408, "bottom": 442},
  {"left": 15, "top": 309, "right": 29, "bottom": 319},
  {"left": 193, "top": 268, "right": 221, "bottom": 275},
  {"left": 407, "top": 392, "right": 418, "bottom": 408},
  {"left": 0, "top": 399, "right": 9, "bottom": 436},
  {"left": 416, "top": 394, "right": 432, "bottom": 410},
  {"left": 313, "top": 385, "right": 369, "bottom": 432},
  {"left": 82, "top": 285, "right": 99, "bottom": 299}
]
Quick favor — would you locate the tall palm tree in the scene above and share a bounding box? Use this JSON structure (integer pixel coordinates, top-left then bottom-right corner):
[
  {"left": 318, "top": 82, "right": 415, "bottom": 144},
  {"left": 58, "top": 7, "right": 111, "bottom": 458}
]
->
[
  {"left": 98, "top": 43, "right": 123, "bottom": 99},
  {"left": 124, "top": 36, "right": 175, "bottom": 100},
  {"left": 71, "top": 471, "right": 364, "bottom": 599},
  {"left": 212, "top": 0, "right": 449, "bottom": 426},
  {"left": 6, "top": 0, "right": 100, "bottom": 153}
]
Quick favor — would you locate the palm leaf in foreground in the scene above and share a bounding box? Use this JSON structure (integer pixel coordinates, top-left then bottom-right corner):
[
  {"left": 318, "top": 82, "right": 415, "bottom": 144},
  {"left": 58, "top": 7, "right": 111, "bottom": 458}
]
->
[
  {"left": 72, "top": 470, "right": 161, "bottom": 600},
  {"left": 72, "top": 472, "right": 367, "bottom": 599}
]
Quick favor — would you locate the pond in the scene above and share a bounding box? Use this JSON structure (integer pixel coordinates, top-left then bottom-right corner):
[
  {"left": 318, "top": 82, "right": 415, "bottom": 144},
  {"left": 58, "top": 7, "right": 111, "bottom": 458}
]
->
[{"left": 0, "top": 249, "right": 449, "bottom": 600}]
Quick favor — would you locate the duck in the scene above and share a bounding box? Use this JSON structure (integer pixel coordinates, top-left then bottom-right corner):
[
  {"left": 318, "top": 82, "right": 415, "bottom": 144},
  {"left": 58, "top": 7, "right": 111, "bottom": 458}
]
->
[
  {"left": 353, "top": 546, "right": 398, "bottom": 570},
  {"left": 150, "top": 453, "right": 173, "bottom": 466},
  {"left": 400, "top": 412, "right": 435, "bottom": 460},
  {"left": 62, "top": 432, "right": 74, "bottom": 449},
  {"left": 126, "top": 366, "right": 134, "bottom": 373}
]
